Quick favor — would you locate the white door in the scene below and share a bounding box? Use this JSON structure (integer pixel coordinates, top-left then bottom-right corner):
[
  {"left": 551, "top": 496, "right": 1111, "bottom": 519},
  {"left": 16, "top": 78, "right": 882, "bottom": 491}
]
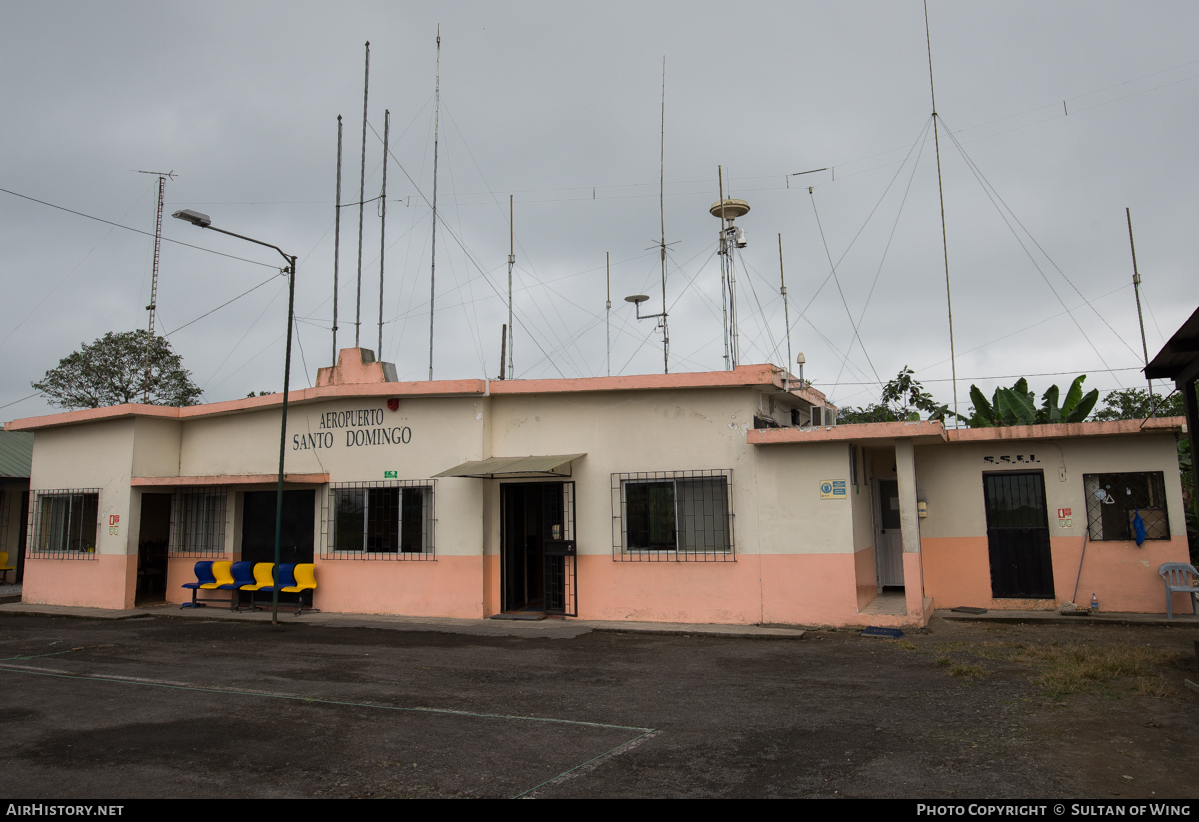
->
[{"left": 876, "top": 479, "right": 905, "bottom": 588}]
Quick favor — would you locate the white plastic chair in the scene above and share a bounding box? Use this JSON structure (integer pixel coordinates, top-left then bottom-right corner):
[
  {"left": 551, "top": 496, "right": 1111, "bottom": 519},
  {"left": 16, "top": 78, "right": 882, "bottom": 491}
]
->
[{"left": 1158, "top": 563, "right": 1199, "bottom": 620}]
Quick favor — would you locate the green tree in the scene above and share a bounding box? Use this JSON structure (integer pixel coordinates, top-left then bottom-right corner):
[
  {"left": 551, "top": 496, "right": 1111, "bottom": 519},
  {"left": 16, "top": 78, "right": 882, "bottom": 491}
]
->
[
  {"left": 1092, "top": 386, "right": 1190, "bottom": 421},
  {"left": 837, "top": 366, "right": 951, "bottom": 424},
  {"left": 32, "top": 330, "right": 203, "bottom": 409}
]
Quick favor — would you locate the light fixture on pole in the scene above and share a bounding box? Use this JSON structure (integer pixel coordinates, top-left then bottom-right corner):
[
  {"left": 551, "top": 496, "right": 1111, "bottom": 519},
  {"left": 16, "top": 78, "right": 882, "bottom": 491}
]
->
[{"left": 172, "top": 208, "right": 297, "bottom": 626}]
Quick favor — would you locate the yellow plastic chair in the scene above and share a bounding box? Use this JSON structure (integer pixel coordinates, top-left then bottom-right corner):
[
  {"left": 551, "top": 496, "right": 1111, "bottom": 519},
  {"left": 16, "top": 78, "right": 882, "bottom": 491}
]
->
[
  {"left": 0, "top": 551, "right": 14, "bottom": 584},
  {"left": 282, "top": 563, "right": 318, "bottom": 616},
  {"left": 203, "top": 561, "right": 233, "bottom": 589},
  {"left": 243, "top": 563, "right": 275, "bottom": 591}
]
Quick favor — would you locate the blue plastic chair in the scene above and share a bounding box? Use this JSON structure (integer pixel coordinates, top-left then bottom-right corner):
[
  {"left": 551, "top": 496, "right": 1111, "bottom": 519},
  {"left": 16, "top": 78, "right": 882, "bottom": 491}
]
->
[
  {"left": 252, "top": 564, "right": 297, "bottom": 610},
  {"left": 217, "top": 561, "right": 256, "bottom": 611},
  {"left": 180, "top": 561, "right": 216, "bottom": 609}
]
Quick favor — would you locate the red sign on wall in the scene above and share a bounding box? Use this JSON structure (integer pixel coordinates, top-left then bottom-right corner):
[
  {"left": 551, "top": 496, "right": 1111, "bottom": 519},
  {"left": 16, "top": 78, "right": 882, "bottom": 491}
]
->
[{"left": 1057, "top": 508, "right": 1071, "bottom": 519}]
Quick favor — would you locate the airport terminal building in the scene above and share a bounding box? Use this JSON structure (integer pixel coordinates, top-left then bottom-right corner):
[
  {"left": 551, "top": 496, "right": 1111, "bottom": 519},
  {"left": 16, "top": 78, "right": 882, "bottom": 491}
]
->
[{"left": 3, "top": 348, "right": 1190, "bottom": 626}]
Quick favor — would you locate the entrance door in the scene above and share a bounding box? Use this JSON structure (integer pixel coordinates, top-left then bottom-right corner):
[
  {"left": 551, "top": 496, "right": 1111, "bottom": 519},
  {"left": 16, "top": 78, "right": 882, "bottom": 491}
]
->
[
  {"left": 136, "top": 493, "right": 172, "bottom": 604},
  {"left": 500, "top": 482, "right": 576, "bottom": 616},
  {"left": 984, "top": 472, "right": 1054, "bottom": 599},
  {"left": 875, "top": 479, "right": 904, "bottom": 588},
  {"left": 241, "top": 490, "right": 316, "bottom": 565}
]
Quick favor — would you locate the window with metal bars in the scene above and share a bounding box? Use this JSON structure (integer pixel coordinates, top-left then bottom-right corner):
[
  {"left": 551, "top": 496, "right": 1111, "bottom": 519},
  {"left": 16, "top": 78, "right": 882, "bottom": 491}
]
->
[
  {"left": 169, "top": 488, "right": 227, "bottom": 556},
  {"left": 321, "top": 480, "right": 435, "bottom": 559},
  {"left": 611, "top": 470, "right": 734, "bottom": 561},
  {"left": 1083, "top": 472, "right": 1170, "bottom": 542},
  {"left": 27, "top": 490, "right": 100, "bottom": 559}
]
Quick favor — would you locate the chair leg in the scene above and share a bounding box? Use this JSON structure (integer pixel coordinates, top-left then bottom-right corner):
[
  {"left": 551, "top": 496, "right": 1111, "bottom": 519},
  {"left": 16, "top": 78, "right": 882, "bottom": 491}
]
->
[
  {"left": 1167, "top": 587, "right": 1173, "bottom": 620},
  {"left": 1192, "top": 592, "right": 1198, "bottom": 617}
]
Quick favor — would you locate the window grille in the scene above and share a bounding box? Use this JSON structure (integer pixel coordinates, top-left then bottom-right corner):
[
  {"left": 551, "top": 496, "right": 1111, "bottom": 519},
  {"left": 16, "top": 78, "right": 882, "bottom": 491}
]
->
[
  {"left": 321, "top": 480, "right": 436, "bottom": 560},
  {"left": 1083, "top": 472, "right": 1170, "bottom": 542},
  {"left": 611, "top": 469, "right": 734, "bottom": 561},
  {"left": 169, "top": 487, "right": 228, "bottom": 556},
  {"left": 27, "top": 489, "right": 100, "bottom": 559}
]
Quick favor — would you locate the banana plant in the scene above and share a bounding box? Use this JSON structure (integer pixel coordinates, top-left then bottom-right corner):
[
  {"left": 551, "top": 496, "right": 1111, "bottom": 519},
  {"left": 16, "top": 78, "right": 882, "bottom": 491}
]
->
[{"left": 966, "top": 376, "right": 1097, "bottom": 427}]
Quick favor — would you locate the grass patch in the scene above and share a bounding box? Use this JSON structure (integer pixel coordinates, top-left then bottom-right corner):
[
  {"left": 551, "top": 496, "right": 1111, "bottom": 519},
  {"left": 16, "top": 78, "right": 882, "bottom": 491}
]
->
[
  {"left": 897, "top": 640, "right": 919, "bottom": 652},
  {"left": 935, "top": 656, "right": 952, "bottom": 668},
  {"left": 1008, "top": 643, "right": 1176, "bottom": 698},
  {"left": 949, "top": 663, "right": 985, "bottom": 679},
  {"left": 1135, "top": 676, "right": 1176, "bottom": 699}
]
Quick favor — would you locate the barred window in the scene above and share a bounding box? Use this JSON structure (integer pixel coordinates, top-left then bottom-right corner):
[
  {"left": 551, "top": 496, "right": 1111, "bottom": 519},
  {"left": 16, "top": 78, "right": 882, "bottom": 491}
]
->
[
  {"left": 1083, "top": 472, "right": 1170, "bottom": 542},
  {"left": 170, "top": 488, "right": 227, "bottom": 556},
  {"left": 322, "top": 480, "right": 435, "bottom": 560},
  {"left": 28, "top": 490, "right": 100, "bottom": 559},
  {"left": 612, "top": 470, "right": 734, "bottom": 561}
]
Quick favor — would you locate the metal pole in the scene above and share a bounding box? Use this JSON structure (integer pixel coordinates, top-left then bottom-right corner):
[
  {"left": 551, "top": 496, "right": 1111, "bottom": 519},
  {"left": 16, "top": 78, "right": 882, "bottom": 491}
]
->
[
  {"left": 356, "top": 42, "right": 370, "bottom": 348},
  {"left": 332, "top": 115, "right": 343, "bottom": 365},
  {"left": 508, "top": 193, "right": 514, "bottom": 380},
  {"left": 378, "top": 109, "right": 389, "bottom": 357},
  {"left": 1126, "top": 207, "right": 1154, "bottom": 413},
  {"left": 606, "top": 251, "right": 611, "bottom": 378},
  {"left": 718, "top": 165, "right": 729, "bottom": 371},
  {"left": 273, "top": 254, "right": 297, "bottom": 626},
  {"left": 659, "top": 56, "right": 669, "bottom": 375},
  {"left": 428, "top": 27, "right": 441, "bottom": 381},
  {"left": 499, "top": 324, "right": 507, "bottom": 379},
  {"left": 924, "top": 1, "right": 959, "bottom": 426},
  {"left": 779, "top": 233, "right": 792, "bottom": 385},
  {"left": 144, "top": 174, "right": 165, "bottom": 403}
]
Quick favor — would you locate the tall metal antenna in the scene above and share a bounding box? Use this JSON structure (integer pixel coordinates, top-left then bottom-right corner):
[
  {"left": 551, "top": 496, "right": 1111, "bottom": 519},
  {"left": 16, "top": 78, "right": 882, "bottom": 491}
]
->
[
  {"left": 428, "top": 26, "right": 441, "bottom": 381},
  {"left": 713, "top": 167, "right": 744, "bottom": 368},
  {"left": 508, "top": 193, "right": 514, "bottom": 380},
  {"left": 718, "top": 166, "right": 730, "bottom": 370},
  {"left": 377, "top": 110, "right": 390, "bottom": 357},
  {"left": 779, "top": 233, "right": 792, "bottom": 386},
  {"left": 1126, "top": 207, "right": 1155, "bottom": 413},
  {"left": 332, "top": 115, "right": 343, "bottom": 365},
  {"left": 136, "top": 169, "right": 175, "bottom": 403},
  {"left": 355, "top": 41, "right": 370, "bottom": 348},
  {"left": 658, "top": 56, "right": 669, "bottom": 374},
  {"left": 606, "top": 251, "right": 611, "bottom": 378},
  {"left": 924, "top": 0, "right": 959, "bottom": 426}
]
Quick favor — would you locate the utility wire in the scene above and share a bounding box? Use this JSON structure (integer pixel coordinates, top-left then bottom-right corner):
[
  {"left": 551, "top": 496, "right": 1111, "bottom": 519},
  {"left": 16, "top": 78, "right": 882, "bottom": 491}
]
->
[{"left": 164, "top": 273, "right": 283, "bottom": 338}]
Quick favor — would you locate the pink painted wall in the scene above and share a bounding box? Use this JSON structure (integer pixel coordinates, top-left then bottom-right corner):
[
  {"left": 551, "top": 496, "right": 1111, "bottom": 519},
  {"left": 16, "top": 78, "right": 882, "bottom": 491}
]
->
[
  {"left": 853, "top": 546, "right": 877, "bottom": 611},
  {"left": 576, "top": 553, "right": 865, "bottom": 626},
  {"left": 312, "top": 556, "right": 485, "bottom": 618},
  {"left": 166, "top": 556, "right": 238, "bottom": 605},
  {"left": 483, "top": 555, "right": 499, "bottom": 617},
  {"left": 23, "top": 555, "right": 136, "bottom": 610},
  {"left": 921, "top": 535, "right": 1191, "bottom": 613}
]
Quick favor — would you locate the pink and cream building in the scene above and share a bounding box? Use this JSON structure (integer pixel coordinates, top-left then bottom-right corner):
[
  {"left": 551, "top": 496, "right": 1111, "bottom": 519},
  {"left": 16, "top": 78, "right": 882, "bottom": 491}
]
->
[{"left": 3, "top": 348, "right": 1191, "bottom": 625}]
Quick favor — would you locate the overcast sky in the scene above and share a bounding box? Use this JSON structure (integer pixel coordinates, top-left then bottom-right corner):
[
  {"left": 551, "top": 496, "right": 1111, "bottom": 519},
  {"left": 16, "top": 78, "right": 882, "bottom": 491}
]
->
[{"left": 2, "top": 1, "right": 1197, "bottom": 422}]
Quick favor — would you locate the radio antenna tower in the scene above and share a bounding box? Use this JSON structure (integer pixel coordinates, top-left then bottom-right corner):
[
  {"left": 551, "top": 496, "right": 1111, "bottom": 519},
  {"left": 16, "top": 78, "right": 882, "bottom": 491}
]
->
[
  {"left": 135, "top": 168, "right": 176, "bottom": 403},
  {"left": 355, "top": 41, "right": 370, "bottom": 348},
  {"left": 428, "top": 25, "right": 441, "bottom": 381}
]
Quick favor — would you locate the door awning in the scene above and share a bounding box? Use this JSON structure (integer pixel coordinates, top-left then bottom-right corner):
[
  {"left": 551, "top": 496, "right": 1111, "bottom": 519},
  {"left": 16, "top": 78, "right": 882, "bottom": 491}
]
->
[{"left": 433, "top": 453, "right": 585, "bottom": 479}]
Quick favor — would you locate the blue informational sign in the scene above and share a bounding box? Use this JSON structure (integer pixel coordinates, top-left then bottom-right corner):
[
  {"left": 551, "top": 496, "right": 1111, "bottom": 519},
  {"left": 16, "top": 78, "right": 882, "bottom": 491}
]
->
[{"left": 820, "top": 479, "right": 847, "bottom": 499}]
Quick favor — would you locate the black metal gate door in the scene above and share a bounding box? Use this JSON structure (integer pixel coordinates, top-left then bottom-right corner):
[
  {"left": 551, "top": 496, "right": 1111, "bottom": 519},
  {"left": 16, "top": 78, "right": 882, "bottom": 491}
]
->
[
  {"left": 984, "top": 472, "right": 1055, "bottom": 599},
  {"left": 542, "top": 482, "right": 577, "bottom": 616}
]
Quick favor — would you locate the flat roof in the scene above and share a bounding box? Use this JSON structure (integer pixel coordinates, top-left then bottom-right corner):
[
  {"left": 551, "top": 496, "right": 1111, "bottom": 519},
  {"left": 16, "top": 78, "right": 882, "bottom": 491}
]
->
[
  {"left": 747, "top": 416, "right": 1185, "bottom": 446},
  {"left": 4, "top": 364, "right": 830, "bottom": 432}
]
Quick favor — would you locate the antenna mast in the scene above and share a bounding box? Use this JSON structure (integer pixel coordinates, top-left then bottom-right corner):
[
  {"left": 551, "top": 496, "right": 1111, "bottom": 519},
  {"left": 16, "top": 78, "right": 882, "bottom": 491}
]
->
[
  {"left": 659, "top": 56, "right": 669, "bottom": 374},
  {"left": 508, "top": 193, "right": 514, "bottom": 380},
  {"left": 712, "top": 168, "right": 745, "bottom": 368},
  {"left": 378, "top": 109, "right": 389, "bottom": 356},
  {"left": 718, "top": 166, "right": 729, "bottom": 370},
  {"left": 924, "top": 0, "right": 959, "bottom": 426},
  {"left": 606, "top": 251, "right": 611, "bottom": 377},
  {"left": 428, "top": 26, "right": 441, "bottom": 381},
  {"left": 332, "top": 115, "right": 343, "bottom": 365},
  {"left": 136, "top": 169, "right": 174, "bottom": 403},
  {"left": 355, "top": 41, "right": 370, "bottom": 348},
  {"left": 1126, "top": 207, "right": 1155, "bottom": 413},
  {"left": 779, "top": 233, "right": 792, "bottom": 386}
]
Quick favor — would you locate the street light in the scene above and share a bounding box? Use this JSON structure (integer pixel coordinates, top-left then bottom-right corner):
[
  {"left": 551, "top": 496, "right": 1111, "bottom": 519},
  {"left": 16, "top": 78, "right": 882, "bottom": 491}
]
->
[{"left": 172, "top": 208, "right": 296, "bottom": 626}]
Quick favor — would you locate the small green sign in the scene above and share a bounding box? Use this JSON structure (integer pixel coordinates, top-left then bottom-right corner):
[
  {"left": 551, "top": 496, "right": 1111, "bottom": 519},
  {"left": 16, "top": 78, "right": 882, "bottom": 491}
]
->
[{"left": 384, "top": 470, "right": 398, "bottom": 479}]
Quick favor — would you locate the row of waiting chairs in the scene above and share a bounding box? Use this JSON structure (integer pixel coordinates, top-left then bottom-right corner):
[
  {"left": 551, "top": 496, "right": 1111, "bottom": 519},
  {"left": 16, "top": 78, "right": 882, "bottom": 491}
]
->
[{"left": 182, "top": 560, "right": 317, "bottom": 615}]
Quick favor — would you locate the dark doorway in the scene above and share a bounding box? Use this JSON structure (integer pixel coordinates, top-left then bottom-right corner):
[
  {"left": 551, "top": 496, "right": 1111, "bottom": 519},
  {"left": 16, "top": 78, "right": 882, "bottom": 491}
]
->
[
  {"left": 500, "top": 482, "right": 576, "bottom": 616},
  {"left": 241, "top": 490, "right": 315, "bottom": 565},
  {"left": 16, "top": 490, "right": 29, "bottom": 583},
  {"left": 136, "top": 493, "right": 172, "bottom": 604},
  {"left": 984, "top": 472, "right": 1055, "bottom": 599}
]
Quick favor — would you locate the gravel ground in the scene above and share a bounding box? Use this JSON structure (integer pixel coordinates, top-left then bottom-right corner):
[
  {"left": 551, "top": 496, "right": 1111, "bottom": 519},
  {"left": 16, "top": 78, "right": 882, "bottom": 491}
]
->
[{"left": 0, "top": 612, "right": 1195, "bottom": 799}]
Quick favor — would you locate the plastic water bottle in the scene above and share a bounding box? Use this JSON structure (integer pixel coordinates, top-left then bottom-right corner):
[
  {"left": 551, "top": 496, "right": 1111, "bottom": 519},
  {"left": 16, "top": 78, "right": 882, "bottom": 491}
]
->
[{"left": 1091, "top": 593, "right": 1099, "bottom": 613}]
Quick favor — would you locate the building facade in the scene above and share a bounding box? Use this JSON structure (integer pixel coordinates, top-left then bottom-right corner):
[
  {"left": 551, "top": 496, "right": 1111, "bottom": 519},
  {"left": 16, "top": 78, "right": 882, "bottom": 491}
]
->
[{"left": 4, "top": 348, "right": 1191, "bottom": 625}]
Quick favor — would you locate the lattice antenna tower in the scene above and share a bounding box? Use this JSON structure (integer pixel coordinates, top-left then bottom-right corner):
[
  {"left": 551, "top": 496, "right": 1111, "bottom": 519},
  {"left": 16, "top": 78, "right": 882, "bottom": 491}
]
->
[{"left": 136, "top": 169, "right": 176, "bottom": 403}]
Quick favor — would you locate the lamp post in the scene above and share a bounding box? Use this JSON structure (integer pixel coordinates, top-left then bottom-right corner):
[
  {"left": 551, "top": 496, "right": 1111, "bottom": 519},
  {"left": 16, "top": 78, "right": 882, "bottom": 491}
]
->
[{"left": 172, "top": 209, "right": 296, "bottom": 626}]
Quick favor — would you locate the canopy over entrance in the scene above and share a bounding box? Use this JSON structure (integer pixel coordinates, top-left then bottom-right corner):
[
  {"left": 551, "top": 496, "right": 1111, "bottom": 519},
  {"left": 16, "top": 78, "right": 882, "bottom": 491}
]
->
[{"left": 434, "top": 454, "right": 585, "bottom": 479}]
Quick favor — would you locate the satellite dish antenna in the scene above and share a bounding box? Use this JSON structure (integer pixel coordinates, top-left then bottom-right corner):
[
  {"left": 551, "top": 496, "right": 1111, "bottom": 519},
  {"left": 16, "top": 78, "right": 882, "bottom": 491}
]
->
[{"left": 625, "top": 294, "right": 650, "bottom": 304}]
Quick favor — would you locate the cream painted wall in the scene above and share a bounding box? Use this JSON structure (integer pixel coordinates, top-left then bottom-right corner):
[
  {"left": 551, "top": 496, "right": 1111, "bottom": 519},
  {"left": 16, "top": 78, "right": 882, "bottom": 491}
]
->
[
  {"left": 131, "top": 418, "right": 181, "bottom": 478},
  {"left": 913, "top": 433, "right": 1185, "bottom": 540},
  {"left": 751, "top": 443, "right": 857, "bottom": 555},
  {"left": 29, "top": 420, "right": 136, "bottom": 557}
]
